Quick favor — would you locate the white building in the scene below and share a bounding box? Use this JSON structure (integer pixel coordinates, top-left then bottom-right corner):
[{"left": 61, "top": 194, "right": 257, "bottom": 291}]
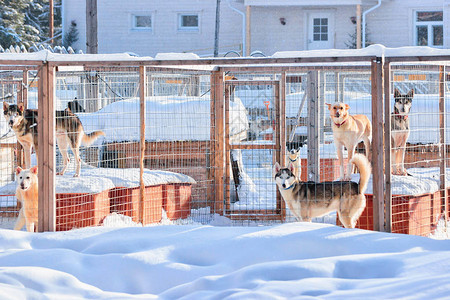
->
[{"left": 62, "top": 0, "right": 450, "bottom": 57}]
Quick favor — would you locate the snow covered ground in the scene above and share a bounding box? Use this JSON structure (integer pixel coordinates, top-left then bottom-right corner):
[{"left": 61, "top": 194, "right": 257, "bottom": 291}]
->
[{"left": 0, "top": 217, "right": 450, "bottom": 299}]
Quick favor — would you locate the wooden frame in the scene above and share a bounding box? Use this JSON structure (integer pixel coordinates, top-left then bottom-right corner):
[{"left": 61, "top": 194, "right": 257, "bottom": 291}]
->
[
  {"left": 1, "top": 54, "right": 449, "bottom": 232},
  {"left": 38, "top": 62, "right": 56, "bottom": 232}
]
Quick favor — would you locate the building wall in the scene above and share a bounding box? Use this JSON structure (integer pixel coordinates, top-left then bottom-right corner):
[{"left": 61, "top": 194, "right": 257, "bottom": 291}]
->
[
  {"left": 63, "top": 0, "right": 245, "bottom": 56},
  {"left": 249, "top": 6, "right": 356, "bottom": 55},
  {"left": 63, "top": 0, "right": 449, "bottom": 57},
  {"left": 366, "top": 0, "right": 449, "bottom": 48}
]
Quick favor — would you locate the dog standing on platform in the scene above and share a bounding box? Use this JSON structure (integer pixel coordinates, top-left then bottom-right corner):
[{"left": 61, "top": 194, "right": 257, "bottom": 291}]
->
[
  {"left": 391, "top": 88, "right": 414, "bottom": 176},
  {"left": 274, "top": 153, "right": 371, "bottom": 229},
  {"left": 287, "top": 147, "right": 301, "bottom": 179},
  {"left": 326, "top": 102, "right": 372, "bottom": 180},
  {"left": 14, "top": 166, "right": 38, "bottom": 232},
  {"left": 3, "top": 102, "right": 105, "bottom": 177}
]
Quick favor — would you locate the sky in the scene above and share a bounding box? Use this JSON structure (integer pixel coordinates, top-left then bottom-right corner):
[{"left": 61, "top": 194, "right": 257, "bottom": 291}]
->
[{"left": 0, "top": 213, "right": 450, "bottom": 299}]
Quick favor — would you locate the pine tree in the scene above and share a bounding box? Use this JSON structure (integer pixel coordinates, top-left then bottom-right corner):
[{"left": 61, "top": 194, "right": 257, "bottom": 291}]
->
[
  {"left": 345, "top": 23, "right": 372, "bottom": 49},
  {"left": 63, "top": 20, "right": 79, "bottom": 48},
  {"left": 25, "top": 0, "right": 62, "bottom": 44},
  {"left": 0, "top": 0, "right": 40, "bottom": 47},
  {"left": 0, "top": 0, "right": 62, "bottom": 48}
]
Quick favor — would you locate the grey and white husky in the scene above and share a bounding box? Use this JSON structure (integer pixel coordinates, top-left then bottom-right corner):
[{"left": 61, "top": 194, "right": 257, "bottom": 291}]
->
[
  {"left": 391, "top": 88, "right": 413, "bottom": 176},
  {"left": 273, "top": 153, "right": 371, "bottom": 228}
]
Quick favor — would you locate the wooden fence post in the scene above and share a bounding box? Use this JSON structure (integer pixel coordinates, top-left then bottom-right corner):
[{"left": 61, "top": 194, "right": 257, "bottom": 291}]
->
[
  {"left": 211, "top": 71, "right": 224, "bottom": 214},
  {"left": 384, "top": 62, "right": 392, "bottom": 232},
  {"left": 38, "top": 63, "right": 56, "bottom": 232},
  {"left": 279, "top": 72, "right": 286, "bottom": 219},
  {"left": 139, "top": 66, "right": 146, "bottom": 224},
  {"left": 307, "top": 71, "right": 320, "bottom": 182},
  {"left": 371, "top": 58, "right": 385, "bottom": 232},
  {"left": 439, "top": 65, "right": 447, "bottom": 221}
]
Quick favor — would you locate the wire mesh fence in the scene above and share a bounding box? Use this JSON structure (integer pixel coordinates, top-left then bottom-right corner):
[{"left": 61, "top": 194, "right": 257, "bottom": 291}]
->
[{"left": 0, "top": 54, "right": 448, "bottom": 236}]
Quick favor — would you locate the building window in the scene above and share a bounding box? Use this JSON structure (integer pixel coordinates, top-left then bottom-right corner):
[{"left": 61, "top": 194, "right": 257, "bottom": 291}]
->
[
  {"left": 132, "top": 15, "right": 152, "bottom": 30},
  {"left": 178, "top": 13, "right": 199, "bottom": 31},
  {"left": 415, "top": 11, "right": 443, "bottom": 47},
  {"left": 313, "top": 18, "right": 328, "bottom": 41}
]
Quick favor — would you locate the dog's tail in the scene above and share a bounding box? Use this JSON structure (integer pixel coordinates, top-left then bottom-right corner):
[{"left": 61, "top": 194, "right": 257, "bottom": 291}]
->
[
  {"left": 350, "top": 153, "right": 371, "bottom": 195},
  {"left": 82, "top": 131, "right": 105, "bottom": 147}
]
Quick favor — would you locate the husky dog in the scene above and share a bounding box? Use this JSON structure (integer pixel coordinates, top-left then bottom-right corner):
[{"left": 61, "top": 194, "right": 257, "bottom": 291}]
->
[
  {"left": 287, "top": 147, "right": 301, "bottom": 179},
  {"left": 391, "top": 88, "right": 414, "bottom": 176},
  {"left": 326, "top": 102, "right": 372, "bottom": 180},
  {"left": 273, "top": 153, "right": 371, "bottom": 229},
  {"left": 14, "top": 166, "right": 39, "bottom": 232},
  {"left": 3, "top": 102, "right": 105, "bottom": 177}
]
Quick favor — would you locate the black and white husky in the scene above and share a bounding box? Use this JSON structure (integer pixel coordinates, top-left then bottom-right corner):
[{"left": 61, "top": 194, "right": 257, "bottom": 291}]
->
[
  {"left": 391, "top": 88, "right": 414, "bottom": 176},
  {"left": 273, "top": 153, "right": 371, "bottom": 228}
]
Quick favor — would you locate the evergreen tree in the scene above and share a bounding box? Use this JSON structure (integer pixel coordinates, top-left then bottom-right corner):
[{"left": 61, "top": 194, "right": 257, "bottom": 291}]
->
[
  {"left": 25, "top": 0, "right": 62, "bottom": 44},
  {"left": 0, "top": 0, "right": 40, "bottom": 47},
  {"left": 346, "top": 23, "right": 372, "bottom": 49},
  {"left": 0, "top": 0, "right": 62, "bottom": 48},
  {"left": 63, "top": 20, "right": 79, "bottom": 48}
]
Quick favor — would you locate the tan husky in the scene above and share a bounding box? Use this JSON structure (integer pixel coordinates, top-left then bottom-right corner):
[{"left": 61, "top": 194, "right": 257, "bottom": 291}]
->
[
  {"left": 14, "top": 166, "right": 39, "bottom": 232},
  {"left": 273, "top": 153, "right": 371, "bottom": 229},
  {"left": 326, "top": 102, "right": 372, "bottom": 180}
]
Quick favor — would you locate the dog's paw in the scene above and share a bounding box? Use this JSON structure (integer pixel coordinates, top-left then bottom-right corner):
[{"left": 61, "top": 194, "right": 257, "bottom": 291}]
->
[{"left": 73, "top": 174, "right": 80, "bottom": 178}]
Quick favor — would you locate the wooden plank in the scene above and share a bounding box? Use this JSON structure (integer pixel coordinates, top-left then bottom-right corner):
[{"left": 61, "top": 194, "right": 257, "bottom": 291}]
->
[
  {"left": 371, "top": 58, "right": 384, "bottom": 232},
  {"left": 384, "top": 62, "right": 392, "bottom": 233},
  {"left": 224, "top": 82, "right": 231, "bottom": 211},
  {"left": 307, "top": 71, "right": 320, "bottom": 182},
  {"left": 22, "top": 71, "right": 28, "bottom": 106},
  {"left": 229, "top": 144, "right": 276, "bottom": 150},
  {"left": 46, "top": 55, "right": 378, "bottom": 68},
  {"left": 139, "top": 66, "right": 146, "bottom": 224},
  {"left": 86, "top": 0, "right": 98, "bottom": 54},
  {"left": 213, "top": 71, "right": 225, "bottom": 214},
  {"left": 38, "top": 63, "right": 56, "bottom": 232},
  {"left": 246, "top": 5, "right": 251, "bottom": 56},
  {"left": 356, "top": 5, "right": 361, "bottom": 49},
  {"left": 279, "top": 73, "right": 287, "bottom": 219},
  {"left": 439, "top": 65, "right": 447, "bottom": 221},
  {"left": 228, "top": 80, "right": 279, "bottom": 86}
]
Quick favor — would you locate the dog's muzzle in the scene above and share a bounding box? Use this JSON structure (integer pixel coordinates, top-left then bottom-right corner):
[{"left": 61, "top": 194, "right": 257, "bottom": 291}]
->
[{"left": 8, "top": 120, "right": 14, "bottom": 127}]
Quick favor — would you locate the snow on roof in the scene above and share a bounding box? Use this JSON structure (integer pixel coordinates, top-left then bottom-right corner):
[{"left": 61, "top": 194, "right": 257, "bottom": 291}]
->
[
  {"left": 0, "top": 167, "right": 195, "bottom": 197},
  {"left": 272, "top": 44, "right": 450, "bottom": 59},
  {"left": 78, "top": 96, "right": 249, "bottom": 143},
  {"left": 155, "top": 53, "right": 200, "bottom": 60},
  {"left": 2, "top": 45, "right": 450, "bottom": 65}
]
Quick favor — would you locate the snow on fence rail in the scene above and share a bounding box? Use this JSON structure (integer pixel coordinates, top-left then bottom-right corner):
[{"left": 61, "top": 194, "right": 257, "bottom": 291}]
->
[{"left": 0, "top": 45, "right": 449, "bottom": 236}]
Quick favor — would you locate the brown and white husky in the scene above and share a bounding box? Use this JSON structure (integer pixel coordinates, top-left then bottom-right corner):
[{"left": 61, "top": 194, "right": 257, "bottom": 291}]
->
[
  {"left": 3, "top": 102, "right": 104, "bottom": 177},
  {"left": 274, "top": 153, "right": 371, "bottom": 229}
]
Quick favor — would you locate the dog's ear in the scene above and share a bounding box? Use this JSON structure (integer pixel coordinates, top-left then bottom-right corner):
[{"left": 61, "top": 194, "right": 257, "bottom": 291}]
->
[
  {"left": 344, "top": 103, "right": 350, "bottom": 111},
  {"left": 16, "top": 167, "right": 22, "bottom": 175},
  {"left": 407, "top": 89, "right": 414, "bottom": 99},
  {"left": 18, "top": 103, "right": 25, "bottom": 112},
  {"left": 394, "top": 88, "right": 401, "bottom": 98},
  {"left": 30, "top": 166, "right": 38, "bottom": 175},
  {"left": 3, "top": 102, "right": 9, "bottom": 112},
  {"left": 273, "top": 162, "right": 281, "bottom": 177},
  {"left": 288, "top": 162, "right": 295, "bottom": 174},
  {"left": 325, "top": 103, "right": 332, "bottom": 111}
]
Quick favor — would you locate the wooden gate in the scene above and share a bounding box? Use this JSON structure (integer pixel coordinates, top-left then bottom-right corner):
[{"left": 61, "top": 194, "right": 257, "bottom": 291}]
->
[{"left": 222, "top": 77, "right": 287, "bottom": 221}]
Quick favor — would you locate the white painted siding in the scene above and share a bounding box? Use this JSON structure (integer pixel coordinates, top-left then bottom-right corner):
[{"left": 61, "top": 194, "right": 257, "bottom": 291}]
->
[
  {"left": 366, "top": 0, "right": 449, "bottom": 48},
  {"left": 250, "top": 6, "right": 355, "bottom": 55},
  {"left": 63, "top": 0, "right": 244, "bottom": 56},
  {"left": 63, "top": 0, "right": 450, "bottom": 57}
]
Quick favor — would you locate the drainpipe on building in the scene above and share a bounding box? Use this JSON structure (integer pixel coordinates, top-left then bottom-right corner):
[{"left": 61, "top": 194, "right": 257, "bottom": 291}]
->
[
  {"left": 227, "top": 0, "right": 246, "bottom": 56},
  {"left": 362, "top": 0, "right": 382, "bottom": 48}
]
